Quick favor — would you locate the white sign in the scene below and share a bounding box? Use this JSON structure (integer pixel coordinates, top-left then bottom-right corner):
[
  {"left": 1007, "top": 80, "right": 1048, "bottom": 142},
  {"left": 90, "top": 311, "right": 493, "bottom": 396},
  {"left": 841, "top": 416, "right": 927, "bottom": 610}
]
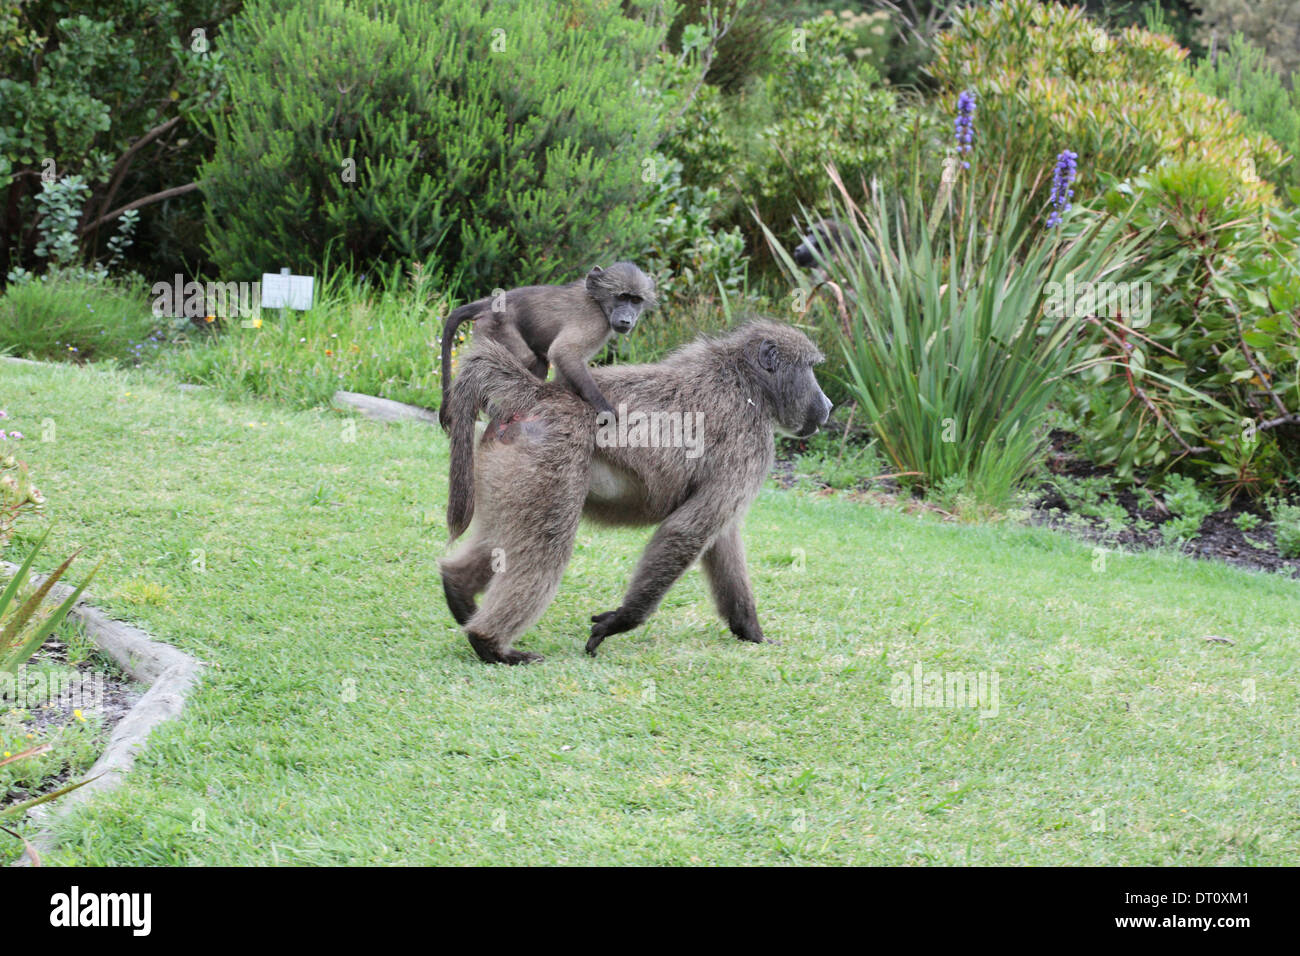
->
[{"left": 260, "top": 268, "right": 314, "bottom": 310}]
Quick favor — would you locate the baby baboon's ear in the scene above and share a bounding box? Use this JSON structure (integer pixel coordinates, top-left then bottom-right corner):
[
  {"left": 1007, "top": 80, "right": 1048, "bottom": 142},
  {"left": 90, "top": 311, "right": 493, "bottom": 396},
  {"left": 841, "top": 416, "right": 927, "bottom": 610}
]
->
[{"left": 758, "top": 339, "right": 780, "bottom": 373}]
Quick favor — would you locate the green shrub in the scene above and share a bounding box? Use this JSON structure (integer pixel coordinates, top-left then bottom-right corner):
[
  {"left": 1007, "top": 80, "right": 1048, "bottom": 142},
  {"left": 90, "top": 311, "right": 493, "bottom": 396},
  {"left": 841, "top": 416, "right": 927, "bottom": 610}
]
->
[
  {"left": 202, "top": 0, "right": 668, "bottom": 286},
  {"left": 159, "top": 268, "right": 446, "bottom": 409},
  {"left": 1160, "top": 474, "right": 1215, "bottom": 543},
  {"left": 741, "top": 15, "right": 902, "bottom": 248},
  {"left": 931, "top": 0, "right": 1286, "bottom": 205},
  {"left": 1069, "top": 160, "right": 1300, "bottom": 491},
  {"left": 791, "top": 430, "right": 883, "bottom": 491},
  {"left": 669, "top": 0, "right": 784, "bottom": 94},
  {"left": 1193, "top": 32, "right": 1300, "bottom": 193},
  {"left": 641, "top": 157, "right": 747, "bottom": 310},
  {"left": 1234, "top": 511, "right": 1262, "bottom": 532},
  {"left": 1269, "top": 500, "right": 1300, "bottom": 557},
  {"left": 1196, "top": 0, "right": 1300, "bottom": 79},
  {"left": 0, "top": 1, "right": 231, "bottom": 279},
  {"left": 1048, "top": 475, "right": 1130, "bottom": 533},
  {"left": 665, "top": 13, "right": 903, "bottom": 264}
]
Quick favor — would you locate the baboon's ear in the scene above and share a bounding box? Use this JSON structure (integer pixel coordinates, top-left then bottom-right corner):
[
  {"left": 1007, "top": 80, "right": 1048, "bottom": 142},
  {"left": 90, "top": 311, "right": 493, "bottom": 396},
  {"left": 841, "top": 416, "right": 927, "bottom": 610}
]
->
[
  {"left": 585, "top": 266, "right": 605, "bottom": 293},
  {"left": 758, "top": 339, "right": 780, "bottom": 373}
]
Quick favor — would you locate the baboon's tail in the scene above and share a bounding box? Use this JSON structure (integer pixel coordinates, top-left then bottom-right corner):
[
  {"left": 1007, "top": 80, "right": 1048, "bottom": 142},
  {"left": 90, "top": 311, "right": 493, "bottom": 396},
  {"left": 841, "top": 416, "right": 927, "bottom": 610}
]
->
[
  {"left": 439, "top": 301, "right": 483, "bottom": 432},
  {"left": 445, "top": 340, "right": 552, "bottom": 540}
]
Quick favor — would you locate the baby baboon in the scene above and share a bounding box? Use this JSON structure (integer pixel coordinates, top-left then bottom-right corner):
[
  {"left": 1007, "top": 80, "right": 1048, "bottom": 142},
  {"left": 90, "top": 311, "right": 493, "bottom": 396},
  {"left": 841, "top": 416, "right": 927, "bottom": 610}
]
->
[
  {"left": 438, "top": 262, "right": 656, "bottom": 429},
  {"left": 792, "top": 217, "right": 858, "bottom": 269},
  {"left": 439, "top": 320, "right": 832, "bottom": 664}
]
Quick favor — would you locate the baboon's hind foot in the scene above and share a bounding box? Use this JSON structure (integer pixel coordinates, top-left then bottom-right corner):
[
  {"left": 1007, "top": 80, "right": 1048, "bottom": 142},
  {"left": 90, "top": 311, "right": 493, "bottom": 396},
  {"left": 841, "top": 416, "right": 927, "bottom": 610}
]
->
[{"left": 467, "top": 632, "right": 543, "bottom": 665}]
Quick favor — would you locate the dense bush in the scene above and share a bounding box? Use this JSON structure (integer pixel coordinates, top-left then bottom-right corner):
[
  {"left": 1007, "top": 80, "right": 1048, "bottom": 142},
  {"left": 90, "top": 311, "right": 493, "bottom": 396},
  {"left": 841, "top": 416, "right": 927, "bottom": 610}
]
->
[
  {"left": 742, "top": 15, "right": 902, "bottom": 246},
  {"left": 931, "top": 0, "right": 1286, "bottom": 204},
  {"left": 668, "top": 0, "right": 784, "bottom": 95},
  {"left": 1194, "top": 33, "right": 1300, "bottom": 193},
  {"left": 202, "top": 0, "right": 668, "bottom": 287},
  {"left": 0, "top": 1, "right": 230, "bottom": 279},
  {"left": 1068, "top": 160, "right": 1300, "bottom": 494},
  {"left": 665, "top": 13, "right": 904, "bottom": 264},
  {"left": 1195, "top": 0, "right": 1300, "bottom": 78},
  {"left": 640, "top": 157, "right": 747, "bottom": 310}
]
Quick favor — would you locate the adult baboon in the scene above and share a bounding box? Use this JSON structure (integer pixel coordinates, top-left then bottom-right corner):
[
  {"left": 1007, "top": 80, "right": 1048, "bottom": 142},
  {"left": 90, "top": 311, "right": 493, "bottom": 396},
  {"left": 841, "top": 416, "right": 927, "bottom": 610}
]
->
[
  {"left": 439, "top": 320, "right": 832, "bottom": 664},
  {"left": 438, "top": 262, "right": 656, "bottom": 429}
]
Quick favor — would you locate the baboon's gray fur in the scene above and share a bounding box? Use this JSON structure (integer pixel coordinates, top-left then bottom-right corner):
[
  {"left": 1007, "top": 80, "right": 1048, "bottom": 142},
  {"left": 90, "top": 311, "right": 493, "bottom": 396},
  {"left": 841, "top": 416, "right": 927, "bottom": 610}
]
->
[{"left": 439, "top": 320, "right": 832, "bottom": 664}]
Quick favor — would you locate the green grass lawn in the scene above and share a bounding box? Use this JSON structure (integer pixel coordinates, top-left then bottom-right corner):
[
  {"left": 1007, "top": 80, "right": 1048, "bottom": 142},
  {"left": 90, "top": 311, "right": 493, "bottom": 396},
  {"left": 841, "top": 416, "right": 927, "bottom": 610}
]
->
[{"left": 3, "top": 358, "right": 1298, "bottom": 864}]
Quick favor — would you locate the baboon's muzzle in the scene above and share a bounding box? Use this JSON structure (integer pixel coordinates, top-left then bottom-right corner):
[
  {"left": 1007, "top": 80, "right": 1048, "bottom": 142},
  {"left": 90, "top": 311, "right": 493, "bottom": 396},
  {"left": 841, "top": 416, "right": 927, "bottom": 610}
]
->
[
  {"left": 609, "top": 305, "right": 638, "bottom": 334},
  {"left": 798, "top": 390, "right": 833, "bottom": 437}
]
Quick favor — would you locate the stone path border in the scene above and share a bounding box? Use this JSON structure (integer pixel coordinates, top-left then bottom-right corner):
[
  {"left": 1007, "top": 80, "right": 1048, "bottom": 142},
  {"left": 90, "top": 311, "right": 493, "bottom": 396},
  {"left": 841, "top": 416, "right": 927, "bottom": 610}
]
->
[
  {"left": 2, "top": 561, "right": 202, "bottom": 866},
  {"left": 332, "top": 390, "right": 440, "bottom": 424}
]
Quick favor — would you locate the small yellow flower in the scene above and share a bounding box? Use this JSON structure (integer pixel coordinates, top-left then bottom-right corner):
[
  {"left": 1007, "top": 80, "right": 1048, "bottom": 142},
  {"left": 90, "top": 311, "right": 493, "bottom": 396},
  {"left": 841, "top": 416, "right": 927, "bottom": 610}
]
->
[
  {"left": 3, "top": 752, "right": 10, "bottom": 758},
  {"left": 251, "top": 317, "right": 263, "bottom": 328},
  {"left": 74, "top": 708, "right": 85, "bottom": 722},
  {"left": 204, "top": 314, "right": 215, "bottom": 323}
]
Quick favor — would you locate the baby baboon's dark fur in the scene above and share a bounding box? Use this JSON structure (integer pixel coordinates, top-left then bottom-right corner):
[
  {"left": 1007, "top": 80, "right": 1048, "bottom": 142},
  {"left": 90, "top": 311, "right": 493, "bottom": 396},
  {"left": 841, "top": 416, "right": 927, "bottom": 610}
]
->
[
  {"left": 438, "top": 262, "right": 656, "bottom": 429},
  {"left": 439, "top": 320, "right": 832, "bottom": 664},
  {"left": 441, "top": 262, "right": 655, "bottom": 538}
]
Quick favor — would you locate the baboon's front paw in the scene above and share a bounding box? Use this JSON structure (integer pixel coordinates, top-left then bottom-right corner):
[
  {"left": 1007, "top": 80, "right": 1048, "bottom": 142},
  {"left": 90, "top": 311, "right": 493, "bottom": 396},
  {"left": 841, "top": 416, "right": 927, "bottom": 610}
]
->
[{"left": 586, "top": 609, "right": 631, "bottom": 655}]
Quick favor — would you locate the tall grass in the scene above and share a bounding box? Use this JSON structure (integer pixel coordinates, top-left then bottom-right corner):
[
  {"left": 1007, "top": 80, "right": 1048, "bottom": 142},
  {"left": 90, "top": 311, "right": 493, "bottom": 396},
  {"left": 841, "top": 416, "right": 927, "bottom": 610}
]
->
[
  {"left": 764, "top": 164, "right": 1146, "bottom": 507},
  {"left": 0, "top": 276, "right": 160, "bottom": 363},
  {"left": 160, "top": 266, "right": 451, "bottom": 409}
]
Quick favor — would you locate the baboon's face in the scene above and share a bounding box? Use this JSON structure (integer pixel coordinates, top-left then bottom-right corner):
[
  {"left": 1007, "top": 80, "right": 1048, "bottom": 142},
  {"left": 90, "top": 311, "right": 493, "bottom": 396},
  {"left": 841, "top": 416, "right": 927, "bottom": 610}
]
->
[
  {"left": 754, "top": 340, "right": 833, "bottom": 438},
  {"left": 792, "top": 229, "right": 822, "bottom": 267},
  {"left": 605, "top": 291, "right": 648, "bottom": 334},
  {"left": 587, "top": 263, "right": 657, "bottom": 335},
  {"left": 793, "top": 222, "right": 841, "bottom": 268}
]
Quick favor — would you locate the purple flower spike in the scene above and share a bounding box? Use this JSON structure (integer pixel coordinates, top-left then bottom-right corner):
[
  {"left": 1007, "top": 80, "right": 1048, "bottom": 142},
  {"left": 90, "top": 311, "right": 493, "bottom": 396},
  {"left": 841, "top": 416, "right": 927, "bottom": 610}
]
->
[
  {"left": 954, "top": 90, "right": 977, "bottom": 163},
  {"left": 1046, "top": 149, "right": 1079, "bottom": 228}
]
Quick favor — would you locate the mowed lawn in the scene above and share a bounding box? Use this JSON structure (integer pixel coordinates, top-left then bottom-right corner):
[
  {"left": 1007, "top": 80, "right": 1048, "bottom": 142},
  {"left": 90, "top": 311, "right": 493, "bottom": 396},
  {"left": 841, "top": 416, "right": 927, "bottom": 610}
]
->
[{"left": 3, "top": 359, "right": 1298, "bottom": 865}]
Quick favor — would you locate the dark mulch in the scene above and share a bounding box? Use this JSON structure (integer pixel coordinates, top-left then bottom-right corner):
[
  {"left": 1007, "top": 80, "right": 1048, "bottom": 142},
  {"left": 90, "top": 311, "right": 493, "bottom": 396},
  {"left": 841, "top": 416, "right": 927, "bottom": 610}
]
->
[
  {"left": 2, "top": 637, "right": 141, "bottom": 805},
  {"left": 1034, "top": 431, "right": 1300, "bottom": 578}
]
